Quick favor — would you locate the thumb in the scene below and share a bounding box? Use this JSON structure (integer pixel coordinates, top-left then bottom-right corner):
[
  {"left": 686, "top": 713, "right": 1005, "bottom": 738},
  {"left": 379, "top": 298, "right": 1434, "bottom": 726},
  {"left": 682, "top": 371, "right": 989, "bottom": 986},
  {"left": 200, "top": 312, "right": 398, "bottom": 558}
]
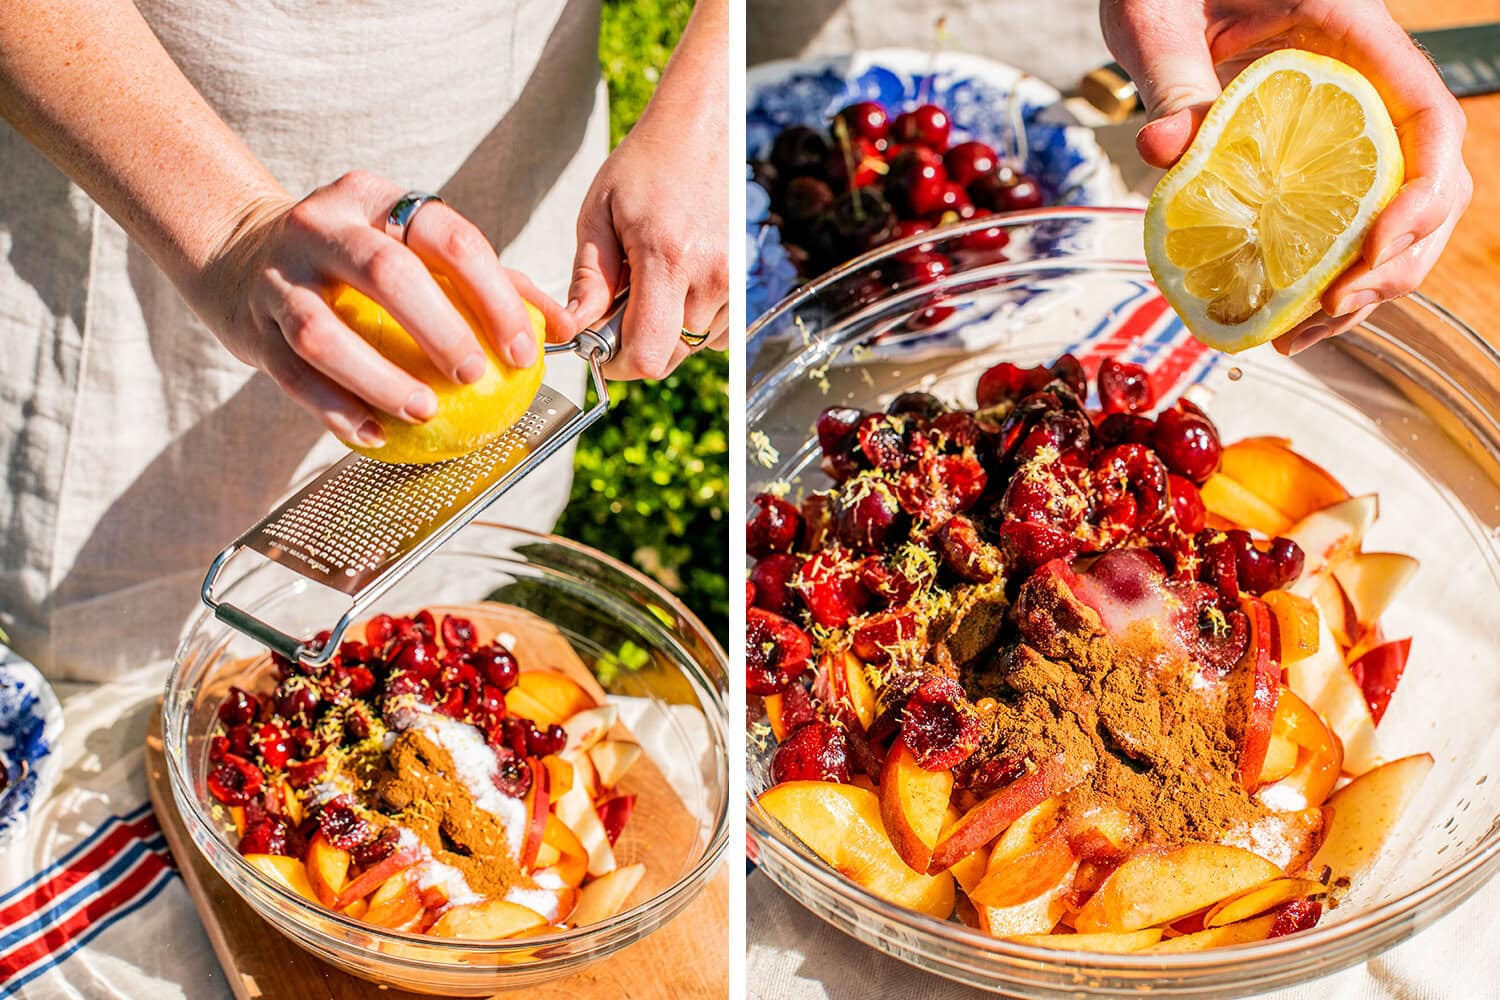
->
[
  {"left": 1104, "top": 3, "right": 1221, "bottom": 168},
  {"left": 567, "top": 206, "right": 625, "bottom": 331}
]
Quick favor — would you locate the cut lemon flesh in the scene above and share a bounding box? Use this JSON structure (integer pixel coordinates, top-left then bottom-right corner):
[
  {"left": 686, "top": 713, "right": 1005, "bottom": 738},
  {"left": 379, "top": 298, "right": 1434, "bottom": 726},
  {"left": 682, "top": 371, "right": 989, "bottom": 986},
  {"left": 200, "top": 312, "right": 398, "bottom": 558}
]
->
[{"left": 1145, "top": 50, "right": 1403, "bottom": 353}]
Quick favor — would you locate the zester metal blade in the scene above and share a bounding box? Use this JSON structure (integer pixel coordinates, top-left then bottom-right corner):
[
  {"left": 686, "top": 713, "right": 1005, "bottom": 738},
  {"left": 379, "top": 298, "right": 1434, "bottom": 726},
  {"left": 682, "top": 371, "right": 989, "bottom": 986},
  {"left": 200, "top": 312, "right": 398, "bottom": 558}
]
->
[
  {"left": 242, "top": 386, "right": 577, "bottom": 595},
  {"left": 201, "top": 293, "right": 623, "bottom": 665}
]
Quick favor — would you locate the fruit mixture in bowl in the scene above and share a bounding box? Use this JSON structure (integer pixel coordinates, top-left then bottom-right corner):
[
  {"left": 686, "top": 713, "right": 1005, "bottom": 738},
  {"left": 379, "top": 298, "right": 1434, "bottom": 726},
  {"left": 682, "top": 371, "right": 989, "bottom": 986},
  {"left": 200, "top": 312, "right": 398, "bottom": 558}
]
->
[
  {"left": 751, "top": 99, "right": 1045, "bottom": 283},
  {"left": 206, "top": 607, "right": 646, "bottom": 940},
  {"left": 749, "top": 354, "right": 1429, "bottom": 952}
]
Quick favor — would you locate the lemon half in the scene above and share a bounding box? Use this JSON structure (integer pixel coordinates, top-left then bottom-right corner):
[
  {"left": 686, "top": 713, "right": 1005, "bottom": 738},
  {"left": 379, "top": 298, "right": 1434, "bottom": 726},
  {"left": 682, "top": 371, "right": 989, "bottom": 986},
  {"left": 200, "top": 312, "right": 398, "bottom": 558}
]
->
[
  {"left": 1144, "top": 50, "right": 1404, "bottom": 353},
  {"left": 330, "top": 281, "right": 546, "bottom": 464}
]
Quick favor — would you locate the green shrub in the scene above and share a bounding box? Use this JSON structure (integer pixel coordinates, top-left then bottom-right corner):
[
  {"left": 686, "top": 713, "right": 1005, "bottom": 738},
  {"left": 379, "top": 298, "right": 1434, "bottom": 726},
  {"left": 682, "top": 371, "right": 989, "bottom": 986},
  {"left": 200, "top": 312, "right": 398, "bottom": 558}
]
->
[{"left": 556, "top": 0, "right": 729, "bottom": 646}]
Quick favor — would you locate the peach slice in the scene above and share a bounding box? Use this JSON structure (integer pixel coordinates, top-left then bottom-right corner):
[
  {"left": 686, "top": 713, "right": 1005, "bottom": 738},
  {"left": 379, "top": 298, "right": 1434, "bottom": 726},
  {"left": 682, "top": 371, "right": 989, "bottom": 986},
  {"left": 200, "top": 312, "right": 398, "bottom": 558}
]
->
[
  {"left": 763, "top": 693, "right": 790, "bottom": 741},
  {"left": 430, "top": 900, "right": 548, "bottom": 940},
  {"left": 1143, "top": 913, "right": 1277, "bottom": 953},
  {"left": 1332, "top": 552, "right": 1418, "bottom": 630},
  {"left": 1262, "top": 589, "right": 1320, "bottom": 664},
  {"left": 1203, "top": 877, "right": 1326, "bottom": 927},
  {"left": 521, "top": 758, "right": 550, "bottom": 869},
  {"left": 509, "top": 669, "right": 597, "bottom": 727},
  {"left": 1348, "top": 638, "right": 1412, "bottom": 725},
  {"left": 1073, "top": 844, "right": 1283, "bottom": 933},
  {"left": 1222, "top": 807, "right": 1327, "bottom": 874},
  {"left": 1200, "top": 474, "right": 1294, "bottom": 537},
  {"left": 1257, "top": 688, "right": 1343, "bottom": 811},
  {"left": 534, "top": 841, "right": 562, "bottom": 870},
  {"left": 843, "top": 652, "right": 878, "bottom": 731},
  {"left": 975, "top": 873, "right": 1074, "bottom": 939},
  {"left": 553, "top": 770, "right": 616, "bottom": 877},
  {"left": 365, "top": 870, "right": 423, "bottom": 929},
  {"left": 970, "top": 823, "right": 1074, "bottom": 909},
  {"left": 879, "top": 744, "right": 955, "bottom": 873},
  {"left": 1286, "top": 495, "right": 1378, "bottom": 596},
  {"left": 588, "top": 739, "right": 643, "bottom": 790},
  {"left": 928, "top": 757, "right": 1081, "bottom": 874},
  {"left": 245, "top": 854, "right": 319, "bottom": 904},
  {"left": 1309, "top": 753, "right": 1434, "bottom": 882},
  {"left": 1236, "top": 596, "right": 1281, "bottom": 792},
  {"left": 759, "top": 781, "right": 956, "bottom": 918},
  {"left": 544, "top": 755, "right": 576, "bottom": 799},
  {"left": 1007, "top": 928, "right": 1164, "bottom": 952},
  {"left": 1257, "top": 729, "right": 1298, "bottom": 785},
  {"left": 1285, "top": 615, "right": 1379, "bottom": 776},
  {"left": 1310, "top": 575, "right": 1356, "bottom": 651},
  {"left": 562, "top": 704, "right": 618, "bottom": 755},
  {"left": 1217, "top": 438, "right": 1349, "bottom": 524},
  {"left": 572, "top": 862, "right": 646, "bottom": 926},
  {"left": 542, "top": 814, "right": 589, "bottom": 888},
  {"left": 333, "top": 847, "right": 420, "bottom": 910},
  {"left": 1064, "top": 800, "right": 1142, "bottom": 862},
  {"left": 305, "top": 831, "right": 351, "bottom": 907}
]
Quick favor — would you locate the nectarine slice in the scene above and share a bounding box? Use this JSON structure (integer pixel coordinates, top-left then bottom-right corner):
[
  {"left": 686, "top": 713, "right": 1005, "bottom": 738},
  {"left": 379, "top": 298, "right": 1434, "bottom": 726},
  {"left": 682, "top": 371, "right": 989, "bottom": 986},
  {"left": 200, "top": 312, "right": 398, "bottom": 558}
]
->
[
  {"left": 588, "top": 739, "right": 643, "bottom": 790},
  {"left": 572, "top": 863, "right": 647, "bottom": 926},
  {"left": 1285, "top": 615, "right": 1378, "bottom": 776},
  {"left": 1143, "top": 912, "right": 1276, "bottom": 952},
  {"left": 509, "top": 669, "right": 597, "bottom": 727},
  {"left": 1073, "top": 844, "right": 1283, "bottom": 933},
  {"left": 1217, "top": 438, "right": 1348, "bottom": 524},
  {"left": 879, "top": 745, "right": 955, "bottom": 873},
  {"left": 245, "top": 854, "right": 319, "bottom": 904},
  {"left": 1309, "top": 753, "right": 1433, "bottom": 882},
  {"left": 1203, "top": 877, "right": 1326, "bottom": 927},
  {"left": 1262, "top": 589, "right": 1320, "bottom": 664},
  {"left": 1200, "top": 474, "right": 1294, "bottom": 537},
  {"left": 1332, "top": 551, "right": 1418, "bottom": 630},
  {"left": 305, "top": 831, "right": 351, "bottom": 907},
  {"left": 430, "top": 900, "right": 548, "bottom": 939},
  {"left": 759, "top": 781, "right": 956, "bottom": 918}
]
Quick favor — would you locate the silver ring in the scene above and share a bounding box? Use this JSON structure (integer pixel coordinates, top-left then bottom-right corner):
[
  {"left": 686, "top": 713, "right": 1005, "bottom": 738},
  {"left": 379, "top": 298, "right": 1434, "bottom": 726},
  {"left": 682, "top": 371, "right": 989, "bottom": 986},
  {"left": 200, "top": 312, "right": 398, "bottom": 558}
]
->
[
  {"left": 385, "top": 191, "right": 443, "bottom": 243},
  {"left": 680, "top": 327, "right": 710, "bottom": 349}
]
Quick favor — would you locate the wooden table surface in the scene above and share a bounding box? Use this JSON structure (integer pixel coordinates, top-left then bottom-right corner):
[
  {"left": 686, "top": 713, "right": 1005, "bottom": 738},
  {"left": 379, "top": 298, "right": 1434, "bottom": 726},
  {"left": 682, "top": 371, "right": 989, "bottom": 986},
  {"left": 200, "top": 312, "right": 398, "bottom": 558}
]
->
[{"left": 1387, "top": 0, "right": 1500, "bottom": 337}]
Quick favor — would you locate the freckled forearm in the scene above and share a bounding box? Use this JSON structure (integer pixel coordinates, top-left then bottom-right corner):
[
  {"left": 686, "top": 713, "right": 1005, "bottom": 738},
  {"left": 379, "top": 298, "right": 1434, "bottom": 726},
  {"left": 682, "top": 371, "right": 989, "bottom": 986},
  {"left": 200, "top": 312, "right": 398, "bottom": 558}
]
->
[{"left": 0, "top": 0, "right": 288, "bottom": 291}]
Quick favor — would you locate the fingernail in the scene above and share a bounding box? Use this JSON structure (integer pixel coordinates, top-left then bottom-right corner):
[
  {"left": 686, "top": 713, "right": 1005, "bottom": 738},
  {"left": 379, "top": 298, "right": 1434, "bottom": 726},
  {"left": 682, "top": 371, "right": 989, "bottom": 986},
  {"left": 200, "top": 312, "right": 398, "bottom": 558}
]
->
[
  {"left": 355, "top": 419, "right": 385, "bottom": 448},
  {"left": 1372, "top": 233, "right": 1413, "bottom": 269},
  {"left": 456, "top": 353, "right": 487, "bottom": 384},
  {"left": 404, "top": 388, "right": 438, "bottom": 422},
  {"left": 1333, "top": 290, "right": 1378, "bottom": 317},
  {"left": 1287, "top": 325, "right": 1329, "bottom": 356},
  {"left": 565, "top": 298, "right": 582, "bottom": 316},
  {"left": 507, "top": 328, "right": 537, "bottom": 368}
]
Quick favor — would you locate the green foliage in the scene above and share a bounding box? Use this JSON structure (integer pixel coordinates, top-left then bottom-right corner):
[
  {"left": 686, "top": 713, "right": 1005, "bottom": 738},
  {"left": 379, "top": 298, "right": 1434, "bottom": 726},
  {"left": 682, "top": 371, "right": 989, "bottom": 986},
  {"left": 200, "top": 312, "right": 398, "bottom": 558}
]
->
[
  {"left": 557, "top": 0, "right": 728, "bottom": 646},
  {"left": 599, "top": 0, "right": 697, "bottom": 146}
]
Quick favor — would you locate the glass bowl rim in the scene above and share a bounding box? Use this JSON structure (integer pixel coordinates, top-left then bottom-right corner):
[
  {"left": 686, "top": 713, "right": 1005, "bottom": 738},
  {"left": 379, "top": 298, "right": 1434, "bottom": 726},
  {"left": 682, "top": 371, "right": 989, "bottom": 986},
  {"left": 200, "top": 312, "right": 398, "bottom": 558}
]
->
[
  {"left": 164, "top": 521, "right": 730, "bottom": 954},
  {"left": 744, "top": 206, "right": 1500, "bottom": 971}
]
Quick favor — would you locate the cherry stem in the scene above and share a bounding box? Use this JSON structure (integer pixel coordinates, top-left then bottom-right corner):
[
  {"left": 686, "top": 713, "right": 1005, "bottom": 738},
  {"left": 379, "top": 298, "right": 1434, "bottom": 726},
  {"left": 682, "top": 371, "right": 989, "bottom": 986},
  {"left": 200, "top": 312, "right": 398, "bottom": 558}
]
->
[
  {"left": 1005, "top": 79, "right": 1029, "bottom": 172},
  {"left": 832, "top": 116, "right": 865, "bottom": 221}
]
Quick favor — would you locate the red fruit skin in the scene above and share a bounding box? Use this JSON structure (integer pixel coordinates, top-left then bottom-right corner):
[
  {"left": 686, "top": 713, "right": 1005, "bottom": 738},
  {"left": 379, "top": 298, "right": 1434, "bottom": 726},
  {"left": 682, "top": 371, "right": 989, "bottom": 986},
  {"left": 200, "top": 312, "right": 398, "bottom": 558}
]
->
[
  {"left": 1167, "top": 474, "right": 1207, "bottom": 535},
  {"left": 1348, "top": 638, "right": 1412, "bottom": 724},
  {"left": 771, "top": 678, "right": 818, "bottom": 735},
  {"left": 834, "top": 482, "right": 907, "bottom": 552},
  {"left": 1091, "top": 443, "right": 1170, "bottom": 532},
  {"left": 943, "top": 141, "right": 998, "bottom": 186},
  {"left": 1151, "top": 404, "right": 1223, "bottom": 483},
  {"left": 253, "top": 722, "right": 293, "bottom": 770},
  {"left": 749, "top": 553, "right": 805, "bottom": 617},
  {"left": 217, "top": 686, "right": 258, "bottom": 726},
  {"left": 795, "top": 549, "right": 873, "bottom": 629},
  {"left": 771, "top": 720, "right": 852, "bottom": 784},
  {"left": 936, "top": 515, "right": 1002, "bottom": 583},
  {"left": 900, "top": 675, "right": 981, "bottom": 771},
  {"left": 748, "top": 493, "right": 804, "bottom": 558},
  {"left": 999, "top": 521, "right": 1079, "bottom": 575},
  {"left": 1269, "top": 898, "right": 1323, "bottom": 938},
  {"left": 364, "top": 614, "right": 397, "bottom": 652},
  {"left": 746, "top": 606, "right": 814, "bottom": 695},
  {"left": 893, "top": 104, "right": 951, "bottom": 151},
  {"left": 886, "top": 148, "right": 949, "bottom": 216},
  {"left": 440, "top": 615, "right": 477, "bottom": 652},
  {"left": 1235, "top": 597, "right": 1280, "bottom": 790},
  {"left": 207, "top": 754, "right": 265, "bottom": 805},
  {"left": 849, "top": 608, "right": 920, "bottom": 665},
  {"left": 976, "top": 361, "right": 1052, "bottom": 408},
  {"left": 895, "top": 454, "right": 988, "bottom": 525},
  {"left": 285, "top": 756, "right": 326, "bottom": 789},
  {"left": 1096, "top": 357, "right": 1157, "bottom": 414},
  {"left": 596, "top": 793, "right": 637, "bottom": 845},
  {"left": 836, "top": 101, "right": 890, "bottom": 143}
]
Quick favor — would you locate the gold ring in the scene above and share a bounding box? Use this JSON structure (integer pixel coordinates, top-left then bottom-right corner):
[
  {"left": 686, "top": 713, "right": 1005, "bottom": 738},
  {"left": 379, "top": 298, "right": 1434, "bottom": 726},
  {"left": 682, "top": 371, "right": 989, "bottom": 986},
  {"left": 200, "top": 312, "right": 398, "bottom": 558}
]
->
[{"left": 680, "top": 327, "right": 710, "bottom": 348}]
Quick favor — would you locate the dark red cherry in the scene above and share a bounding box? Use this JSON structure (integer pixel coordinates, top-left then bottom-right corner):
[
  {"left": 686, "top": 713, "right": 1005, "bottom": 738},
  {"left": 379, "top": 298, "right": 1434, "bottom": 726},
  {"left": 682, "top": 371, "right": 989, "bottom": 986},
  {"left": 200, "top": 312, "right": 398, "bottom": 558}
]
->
[
  {"left": 1097, "top": 357, "right": 1156, "bottom": 414},
  {"left": 900, "top": 675, "right": 981, "bottom": 771},
  {"left": 1167, "top": 474, "right": 1207, "bottom": 534},
  {"left": 998, "top": 173, "right": 1044, "bottom": 211},
  {"left": 835, "top": 101, "right": 890, "bottom": 144},
  {"left": 885, "top": 148, "right": 948, "bottom": 217},
  {"left": 771, "top": 720, "right": 851, "bottom": 784},
  {"left": 748, "top": 492, "right": 803, "bottom": 558},
  {"left": 217, "top": 686, "right": 258, "bottom": 726},
  {"left": 746, "top": 607, "right": 813, "bottom": 695},
  {"left": 782, "top": 175, "right": 836, "bottom": 227},
  {"left": 1151, "top": 404, "right": 1223, "bottom": 483},
  {"left": 770, "top": 125, "right": 831, "bottom": 176},
  {"left": 207, "top": 754, "right": 264, "bottom": 805},
  {"left": 253, "top": 722, "right": 293, "bottom": 770},
  {"left": 440, "top": 615, "right": 476, "bottom": 652},
  {"left": 749, "top": 553, "right": 804, "bottom": 617},
  {"left": 944, "top": 141, "right": 999, "bottom": 186},
  {"left": 472, "top": 643, "right": 520, "bottom": 691},
  {"left": 893, "top": 104, "right": 951, "bottom": 151}
]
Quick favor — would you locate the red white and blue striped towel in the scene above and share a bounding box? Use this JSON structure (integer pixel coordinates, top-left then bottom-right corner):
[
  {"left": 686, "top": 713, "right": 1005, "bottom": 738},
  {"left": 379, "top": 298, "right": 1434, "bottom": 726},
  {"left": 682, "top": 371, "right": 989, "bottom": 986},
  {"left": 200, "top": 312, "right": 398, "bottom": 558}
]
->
[{"left": 0, "top": 664, "right": 226, "bottom": 999}]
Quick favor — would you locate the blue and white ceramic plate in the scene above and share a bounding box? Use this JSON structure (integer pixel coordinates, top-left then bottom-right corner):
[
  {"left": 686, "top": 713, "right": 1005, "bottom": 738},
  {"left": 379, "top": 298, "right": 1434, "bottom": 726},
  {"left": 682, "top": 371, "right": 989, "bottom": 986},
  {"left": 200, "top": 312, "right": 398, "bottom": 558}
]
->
[
  {"left": 0, "top": 647, "right": 63, "bottom": 849},
  {"left": 747, "top": 48, "right": 1128, "bottom": 320}
]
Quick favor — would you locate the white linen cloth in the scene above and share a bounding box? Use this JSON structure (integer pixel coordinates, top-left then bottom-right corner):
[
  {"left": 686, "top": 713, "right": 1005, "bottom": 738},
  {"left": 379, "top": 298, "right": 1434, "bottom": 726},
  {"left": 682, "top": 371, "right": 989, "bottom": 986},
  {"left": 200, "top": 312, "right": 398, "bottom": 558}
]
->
[{"left": 0, "top": 0, "right": 608, "bottom": 681}]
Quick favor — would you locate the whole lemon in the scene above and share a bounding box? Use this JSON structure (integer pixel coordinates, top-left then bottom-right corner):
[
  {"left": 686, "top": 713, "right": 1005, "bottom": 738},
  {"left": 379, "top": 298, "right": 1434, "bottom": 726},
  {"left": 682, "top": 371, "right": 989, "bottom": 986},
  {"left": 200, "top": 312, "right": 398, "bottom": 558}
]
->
[{"left": 329, "top": 281, "right": 546, "bottom": 464}]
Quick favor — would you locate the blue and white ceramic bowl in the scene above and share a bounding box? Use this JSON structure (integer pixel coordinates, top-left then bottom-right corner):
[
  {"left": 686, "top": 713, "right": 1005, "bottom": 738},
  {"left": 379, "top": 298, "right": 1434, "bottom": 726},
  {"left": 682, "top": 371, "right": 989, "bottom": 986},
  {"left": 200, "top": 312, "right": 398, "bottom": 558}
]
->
[
  {"left": 747, "top": 48, "right": 1127, "bottom": 320},
  {"left": 0, "top": 647, "right": 63, "bottom": 848}
]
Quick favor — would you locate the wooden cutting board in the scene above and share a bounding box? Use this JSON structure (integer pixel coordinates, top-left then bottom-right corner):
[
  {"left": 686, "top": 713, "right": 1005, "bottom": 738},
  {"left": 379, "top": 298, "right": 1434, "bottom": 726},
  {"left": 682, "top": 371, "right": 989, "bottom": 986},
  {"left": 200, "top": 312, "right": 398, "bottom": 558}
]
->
[{"left": 144, "top": 605, "right": 727, "bottom": 999}]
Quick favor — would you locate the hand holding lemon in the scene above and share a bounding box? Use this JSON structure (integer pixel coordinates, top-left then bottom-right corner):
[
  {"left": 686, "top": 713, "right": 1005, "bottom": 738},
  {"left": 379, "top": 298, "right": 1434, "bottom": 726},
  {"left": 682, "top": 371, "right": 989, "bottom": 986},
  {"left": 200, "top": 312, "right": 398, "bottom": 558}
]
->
[
  {"left": 1106, "top": 0, "right": 1471, "bottom": 354},
  {"left": 329, "top": 280, "right": 548, "bottom": 464}
]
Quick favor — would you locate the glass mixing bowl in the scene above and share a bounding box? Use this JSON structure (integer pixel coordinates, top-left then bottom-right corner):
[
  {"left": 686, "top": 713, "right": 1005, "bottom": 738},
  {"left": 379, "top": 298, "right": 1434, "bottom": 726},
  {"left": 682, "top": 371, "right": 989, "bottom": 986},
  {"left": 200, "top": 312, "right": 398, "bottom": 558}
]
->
[
  {"left": 164, "top": 523, "right": 728, "bottom": 995},
  {"left": 746, "top": 207, "right": 1500, "bottom": 997}
]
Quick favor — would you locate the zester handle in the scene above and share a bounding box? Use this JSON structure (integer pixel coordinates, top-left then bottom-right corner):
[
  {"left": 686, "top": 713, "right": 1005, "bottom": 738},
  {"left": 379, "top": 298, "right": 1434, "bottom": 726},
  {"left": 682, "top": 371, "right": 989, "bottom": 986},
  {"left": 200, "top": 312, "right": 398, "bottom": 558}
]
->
[{"left": 546, "top": 288, "right": 626, "bottom": 365}]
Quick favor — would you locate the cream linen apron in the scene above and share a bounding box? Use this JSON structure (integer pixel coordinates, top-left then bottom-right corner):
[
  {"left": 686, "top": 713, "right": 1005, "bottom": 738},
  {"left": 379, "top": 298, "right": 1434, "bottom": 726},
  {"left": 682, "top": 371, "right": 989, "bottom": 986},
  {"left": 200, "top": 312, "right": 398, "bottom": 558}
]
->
[{"left": 0, "top": 0, "right": 608, "bottom": 681}]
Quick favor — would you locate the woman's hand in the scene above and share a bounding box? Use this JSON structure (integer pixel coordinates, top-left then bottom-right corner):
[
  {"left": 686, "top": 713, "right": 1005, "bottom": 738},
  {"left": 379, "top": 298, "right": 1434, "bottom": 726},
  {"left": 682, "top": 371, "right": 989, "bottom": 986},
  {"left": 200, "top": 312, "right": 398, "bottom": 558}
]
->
[
  {"left": 565, "top": 0, "right": 729, "bottom": 380},
  {"left": 196, "top": 172, "right": 569, "bottom": 449},
  {"left": 1101, "top": 0, "right": 1471, "bottom": 353}
]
